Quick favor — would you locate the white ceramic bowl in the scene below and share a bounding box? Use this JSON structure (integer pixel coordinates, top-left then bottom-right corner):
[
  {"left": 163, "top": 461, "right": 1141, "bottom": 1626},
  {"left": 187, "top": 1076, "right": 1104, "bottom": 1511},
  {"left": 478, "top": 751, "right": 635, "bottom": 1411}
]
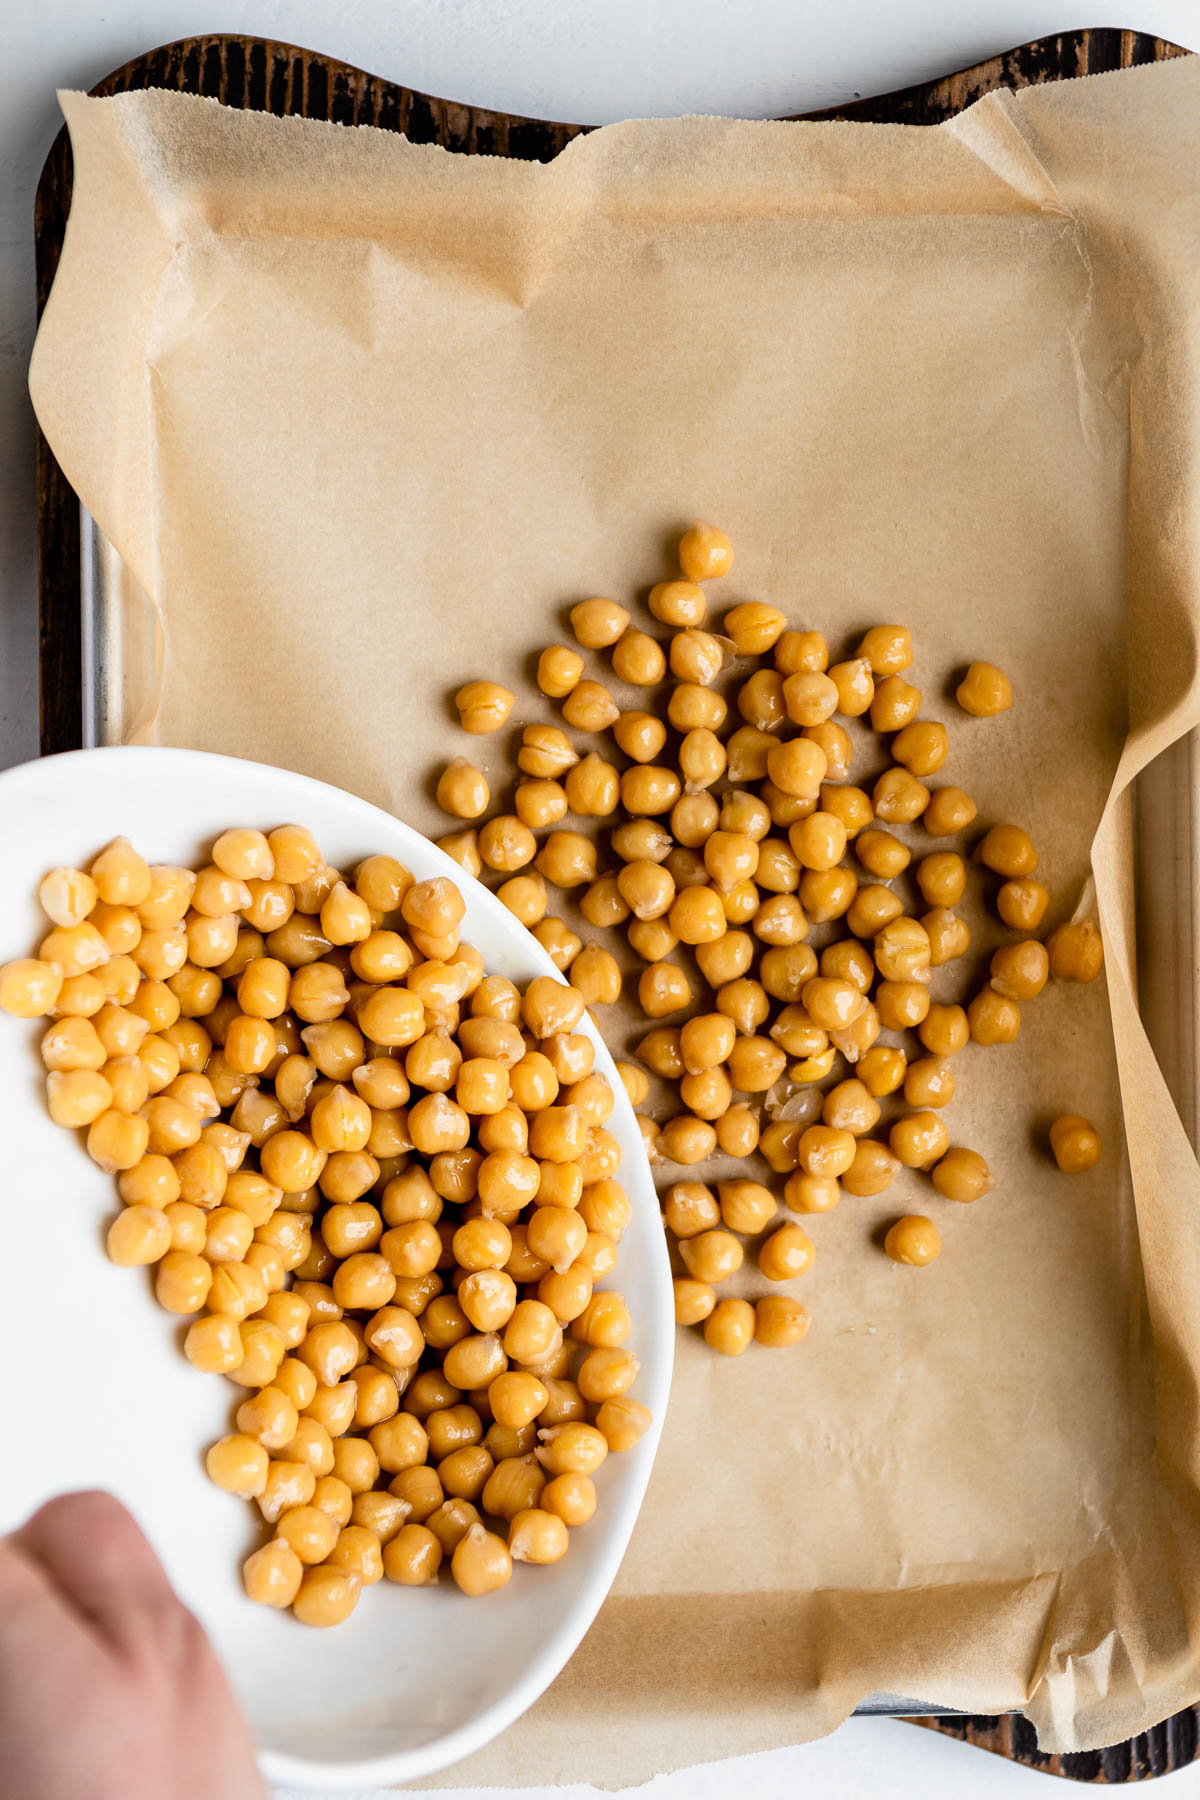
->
[{"left": 0, "top": 746, "right": 673, "bottom": 1790}]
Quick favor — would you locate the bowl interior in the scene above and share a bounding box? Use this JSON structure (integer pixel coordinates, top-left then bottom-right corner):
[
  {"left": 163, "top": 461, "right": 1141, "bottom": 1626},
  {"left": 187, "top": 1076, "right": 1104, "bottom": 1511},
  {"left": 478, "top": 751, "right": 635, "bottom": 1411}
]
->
[{"left": 0, "top": 747, "right": 673, "bottom": 1790}]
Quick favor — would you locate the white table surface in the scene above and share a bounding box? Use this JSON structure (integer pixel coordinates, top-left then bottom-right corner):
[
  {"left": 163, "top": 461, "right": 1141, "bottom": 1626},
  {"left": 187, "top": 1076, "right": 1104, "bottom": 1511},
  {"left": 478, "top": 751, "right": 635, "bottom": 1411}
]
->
[{"left": 4, "top": 3, "right": 1200, "bottom": 1794}]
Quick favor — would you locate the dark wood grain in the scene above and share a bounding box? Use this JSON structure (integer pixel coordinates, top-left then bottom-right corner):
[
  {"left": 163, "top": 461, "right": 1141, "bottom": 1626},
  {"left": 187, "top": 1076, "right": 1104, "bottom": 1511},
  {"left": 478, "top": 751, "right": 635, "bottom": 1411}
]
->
[{"left": 33, "top": 28, "right": 1194, "bottom": 1779}]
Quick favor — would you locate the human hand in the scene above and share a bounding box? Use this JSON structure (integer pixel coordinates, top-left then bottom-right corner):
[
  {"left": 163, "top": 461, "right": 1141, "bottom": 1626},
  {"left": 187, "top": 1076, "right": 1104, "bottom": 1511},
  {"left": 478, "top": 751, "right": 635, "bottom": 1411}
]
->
[{"left": 0, "top": 1490, "right": 264, "bottom": 1800}]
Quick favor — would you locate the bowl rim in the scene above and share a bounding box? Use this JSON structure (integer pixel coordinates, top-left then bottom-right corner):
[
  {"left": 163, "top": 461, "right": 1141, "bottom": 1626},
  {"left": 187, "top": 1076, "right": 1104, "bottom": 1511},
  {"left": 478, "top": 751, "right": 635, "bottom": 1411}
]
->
[{"left": 0, "top": 744, "right": 675, "bottom": 1790}]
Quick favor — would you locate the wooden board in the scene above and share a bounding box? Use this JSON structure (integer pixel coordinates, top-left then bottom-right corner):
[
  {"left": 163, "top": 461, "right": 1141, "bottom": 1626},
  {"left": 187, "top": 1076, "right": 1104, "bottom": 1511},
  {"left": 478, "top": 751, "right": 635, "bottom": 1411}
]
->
[{"left": 33, "top": 27, "right": 1193, "bottom": 1782}]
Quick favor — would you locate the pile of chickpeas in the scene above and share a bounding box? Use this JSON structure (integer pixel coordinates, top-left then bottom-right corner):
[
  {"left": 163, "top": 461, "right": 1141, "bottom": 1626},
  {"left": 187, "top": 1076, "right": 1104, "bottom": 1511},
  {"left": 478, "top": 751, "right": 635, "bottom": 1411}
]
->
[
  {"left": 431, "top": 522, "right": 1106, "bottom": 1353},
  {"left": 0, "top": 831, "right": 651, "bottom": 1625}
]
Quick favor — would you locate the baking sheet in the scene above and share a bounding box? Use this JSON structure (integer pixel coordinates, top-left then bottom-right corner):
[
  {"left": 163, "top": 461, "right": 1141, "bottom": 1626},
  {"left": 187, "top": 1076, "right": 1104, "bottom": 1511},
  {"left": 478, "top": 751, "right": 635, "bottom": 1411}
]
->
[{"left": 28, "top": 59, "right": 1200, "bottom": 1773}]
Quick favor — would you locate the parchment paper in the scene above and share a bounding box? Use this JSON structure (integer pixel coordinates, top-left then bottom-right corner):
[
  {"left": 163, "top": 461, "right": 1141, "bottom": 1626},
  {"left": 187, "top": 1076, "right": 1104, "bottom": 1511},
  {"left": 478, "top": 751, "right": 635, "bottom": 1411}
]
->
[{"left": 27, "top": 57, "right": 1200, "bottom": 1775}]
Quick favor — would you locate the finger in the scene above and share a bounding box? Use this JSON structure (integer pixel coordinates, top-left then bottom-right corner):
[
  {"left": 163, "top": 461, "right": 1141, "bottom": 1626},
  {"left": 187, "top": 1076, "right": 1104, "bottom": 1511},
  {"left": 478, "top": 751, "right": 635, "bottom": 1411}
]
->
[
  {"left": 13, "top": 1491, "right": 183, "bottom": 1656},
  {"left": 0, "top": 1529, "right": 100, "bottom": 1701}
]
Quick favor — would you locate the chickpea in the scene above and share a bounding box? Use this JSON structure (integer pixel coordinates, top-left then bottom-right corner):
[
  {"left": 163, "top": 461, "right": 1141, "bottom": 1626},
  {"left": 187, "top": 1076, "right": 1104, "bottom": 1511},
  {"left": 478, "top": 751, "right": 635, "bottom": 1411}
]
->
[
  {"left": 570, "top": 597, "right": 630, "bottom": 648},
  {"left": 920, "top": 908, "right": 969, "bottom": 969},
  {"left": 928, "top": 1146, "right": 993, "bottom": 1203},
  {"left": 1049, "top": 1115, "right": 1102, "bottom": 1173},
  {"left": 873, "top": 916, "right": 931, "bottom": 982},
  {"left": 717, "top": 601, "right": 780, "bottom": 656},
  {"left": 703, "top": 1298, "right": 755, "bottom": 1357},
  {"left": 765, "top": 738, "right": 827, "bottom": 802},
  {"left": 983, "top": 887, "right": 1047, "bottom": 948},
  {"left": 885, "top": 1215, "right": 942, "bottom": 1266},
  {"left": 827, "top": 657, "right": 874, "bottom": 717},
  {"left": 872, "top": 768, "right": 929, "bottom": 824},
  {"left": 1047, "top": 919, "right": 1104, "bottom": 983},
  {"left": 759, "top": 1221, "right": 816, "bottom": 1281},
  {"left": 855, "top": 1046, "right": 905, "bottom": 1100},
  {"left": 669, "top": 1277, "right": 714, "bottom": 1327},
  {"left": 891, "top": 719, "right": 947, "bottom": 778},
  {"left": 920, "top": 787, "right": 974, "bottom": 838},
  {"left": 841, "top": 1140, "right": 901, "bottom": 1199},
  {"left": 616, "top": 861, "right": 675, "bottom": 925},
  {"left": 710, "top": 1179, "right": 774, "bottom": 1238},
  {"left": 514, "top": 781, "right": 572, "bottom": 835},
  {"left": 534, "top": 645, "right": 583, "bottom": 699},
  {"left": 754, "top": 1295, "right": 811, "bottom": 1348},
  {"left": 916, "top": 1003, "right": 968, "bottom": 1059},
  {"left": 535, "top": 831, "right": 598, "bottom": 890},
  {"left": 725, "top": 1035, "right": 786, "bottom": 1093},
  {"left": 737, "top": 668, "right": 785, "bottom": 732},
  {"left": 847, "top": 625, "right": 909, "bottom": 679},
  {"left": 822, "top": 1078, "right": 881, "bottom": 1136},
  {"left": 780, "top": 671, "right": 837, "bottom": 730},
  {"left": 436, "top": 758, "right": 490, "bottom": 822},
  {"left": 990, "top": 940, "right": 1049, "bottom": 1001},
  {"left": 531, "top": 919, "right": 581, "bottom": 972},
  {"left": 563, "top": 754, "right": 620, "bottom": 819},
  {"left": 968, "top": 986, "right": 1022, "bottom": 1045},
  {"left": 855, "top": 828, "right": 910, "bottom": 880},
  {"left": 975, "top": 825, "right": 1037, "bottom": 880},
  {"left": 518, "top": 726, "right": 580, "bottom": 784},
  {"left": 678, "top": 1227, "right": 743, "bottom": 1284},
  {"left": 889, "top": 1110, "right": 950, "bottom": 1170},
  {"left": 561, "top": 679, "right": 620, "bottom": 733},
  {"left": 801, "top": 977, "right": 864, "bottom": 1033},
  {"left": 957, "top": 661, "right": 1013, "bottom": 716},
  {"left": 454, "top": 680, "right": 514, "bottom": 735},
  {"left": 676, "top": 521, "right": 731, "bottom": 583}
]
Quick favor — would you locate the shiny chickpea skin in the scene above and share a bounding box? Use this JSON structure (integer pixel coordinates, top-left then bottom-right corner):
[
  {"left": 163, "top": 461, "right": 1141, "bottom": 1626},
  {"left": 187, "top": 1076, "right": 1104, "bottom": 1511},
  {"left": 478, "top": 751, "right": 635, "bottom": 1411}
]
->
[
  {"left": 703, "top": 1298, "right": 755, "bottom": 1357},
  {"left": 957, "top": 661, "right": 1013, "bottom": 716},
  {"left": 754, "top": 1295, "right": 811, "bottom": 1348},
  {"left": 932, "top": 1147, "right": 995, "bottom": 1202},
  {"left": 436, "top": 759, "right": 490, "bottom": 820},
  {"left": 454, "top": 680, "right": 515, "bottom": 734},
  {"left": 968, "top": 986, "right": 1022, "bottom": 1046},
  {"left": 892, "top": 720, "right": 947, "bottom": 777},
  {"left": 855, "top": 828, "right": 910, "bottom": 880},
  {"left": 890, "top": 1110, "right": 950, "bottom": 1169},
  {"left": 1047, "top": 919, "right": 1104, "bottom": 984},
  {"left": 1049, "top": 1115, "right": 1102, "bottom": 1173},
  {"left": 885, "top": 1215, "right": 943, "bottom": 1266},
  {"left": 990, "top": 940, "right": 1049, "bottom": 1001},
  {"left": 976, "top": 825, "right": 1037, "bottom": 879},
  {"left": 923, "top": 787, "right": 978, "bottom": 837}
]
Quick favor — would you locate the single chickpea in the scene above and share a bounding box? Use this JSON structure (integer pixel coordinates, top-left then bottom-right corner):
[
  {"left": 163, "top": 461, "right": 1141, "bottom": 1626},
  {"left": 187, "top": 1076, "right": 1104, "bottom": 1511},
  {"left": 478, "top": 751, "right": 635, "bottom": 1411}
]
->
[
  {"left": 725, "top": 726, "right": 775, "bottom": 783},
  {"left": 923, "top": 787, "right": 978, "bottom": 837},
  {"left": 869, "top": 676, "right": 922, "bottom": 733},
  {"left": 436, "top": 758, "right": 490, "bottom": 820},
  {"left": 781, "top": 670, "right": 838, "bottom": 729},
  {"left": 903, "top": 1056, "right": 955, "bottom": 1109},
  {"left": 535, "top": 832, "right": 598, "bottom": 889},
  {"left": 957, "top": 662, "right": 1013, "bottom": 716},
  {"left": 859, "top": 1045, "right": 907, "bottom": 1098},
  {"left": 1049, "top": 1115, "right": 1102, "bottom": 1173},
  {"left": 1047, "top": 919, "right": 1104, "bottom": 983},
  {"left": 932, "top": 1147, "right": 995, "bottom": 1203},
  {"left": 454, "top": 680, "right": 515, "bottom": 734},
  {"left": 670, "top": 629, "right": 727, "bottom": 687},
  {"left": 673, "top": 1277, "right": 716, "bottom": 1326},
  {"left": 613, "top": 711, "right": 668, "bottom": 764},
  {"left": 919, "top": 1003, "right": 970, "bottom": 1058},
  {"left": 873, "top": 768, "right": 930, "bottom": 824},
  {"left": 996, "top": 878, "right": 1050, "bottom": 931},
  {"left": 885, "top": 1215, "right": 943, "bottom": 1266},
  {"left": 840, "top": 1140, "right": 901, "bottom": 1198},
  {"left": 738, "top": 669, "right": 786, "bottom": 731},
  {"left": 968, "top": 986, "right": 1022, "bottom": 1045},
  {"left": 611, "top": 628, "right": 666, "bottom": 688},
  {"left": 562, "top": 679, "right": 621, "bottom": 733},
  {"left": 478, "top": 816, "right": 538, "bottom": 874},
  {"left": 678, "top": 1228, "right": 742, "bottom": 1284},
  {"left": 990, "top": 940, "right": 1049, "bottom": 1001},
  {"left": 823, "top": 1078, "right": 881, "bottom": 1136},
  {"left": 758, "top": 943, "right": 818, "bottom": 1002},
  {"left": 518, "top": 725, "right": 580, "bottom": 781},
  {"left": 827, "top": 658, "right": 874, "bottom": 717},
  {"left": 976, "top": 825, "right": 1037, "bottom": 878},
  {"left": 570, "top": 598, "right": 629, "bottom": 648},
  {"left": 801, "top": 976, "right": 865, "bottom": 1032},
  {"left": 532, "top": 918, "right": 582, "bottom": 970},
  {"left": 873, "top": 916, "right": 931, "bottom": 982},
  {"left": 678, "top": 522, "right": 733, "bottom": 582},
  {"left": 890, "top": 1110, "right": 950, "bottom": 1169},
  {"left": 721, "top": 601, "right": 784, "bottom": 655},
  {"left": 717, "top": 1178, "right": 777, "bottom": 1235},
  {"left": 754, "top": 1295, "right": 811, "bottom": 1348},
  {"left": 537, "top": 645, "right": 585, "bottom": 698},
  {"left": 668, "top": 887, "right": 727, "bottom": 946},
  {"left": 855, "top": 828, "right": 911, "bottom": 880},
  {"left": 726, "top": 1035, "right": 787, "bottom": 1093},
  {"left": 621, "top": 765, "right": 682, "bottom": 818},
  {"left": 515, "top": 778, "right": 569, "bottom": 830},
  {"left": 564, "top": 754, "right": 620, "bottom": 818},
  {"left": 703, "top": 1298, "right": 755, "bottom": 1357},
  {"left": 846, "top": 884, "right": 904, "bottom": 943},
  {"left": 923, "top": 907, "right": 971, "bottom": 967},
  {"left": 797, "top": 1124, "right": 856, "bottom": 1179},
  {"left": 759, "top": 1222, "right": 816, "bottom": 1281},
  {"left": 892, "top": 719, "right": 948, "bottom": 777},
  {"left": 765, "top": 738, "right": 827, "bottom": 801},
  {"left": 819, "top": 785, "right": 874, "bottom": 843}
]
